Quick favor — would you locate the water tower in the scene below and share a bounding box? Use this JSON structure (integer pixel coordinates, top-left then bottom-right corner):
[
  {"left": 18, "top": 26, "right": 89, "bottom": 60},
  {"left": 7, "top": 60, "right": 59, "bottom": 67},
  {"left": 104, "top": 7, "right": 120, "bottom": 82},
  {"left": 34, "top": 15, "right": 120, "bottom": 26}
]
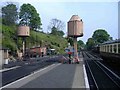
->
[
  {"left": 68, "top": 15, "right": 83, "bottom": 58},
  {"left": 18, "top": 26, "right": 30, "bottom": 57}
]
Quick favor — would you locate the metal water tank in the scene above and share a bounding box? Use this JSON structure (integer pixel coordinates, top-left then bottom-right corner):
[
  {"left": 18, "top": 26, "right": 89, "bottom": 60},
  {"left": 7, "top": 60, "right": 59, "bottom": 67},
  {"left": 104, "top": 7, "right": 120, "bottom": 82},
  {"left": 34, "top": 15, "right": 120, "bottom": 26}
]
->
[
  {"left": 18, "top": 26, "right": 30, "bottom": 37},
  {"left": 68, "top": 15, "right": 83, "bottom": 37}
]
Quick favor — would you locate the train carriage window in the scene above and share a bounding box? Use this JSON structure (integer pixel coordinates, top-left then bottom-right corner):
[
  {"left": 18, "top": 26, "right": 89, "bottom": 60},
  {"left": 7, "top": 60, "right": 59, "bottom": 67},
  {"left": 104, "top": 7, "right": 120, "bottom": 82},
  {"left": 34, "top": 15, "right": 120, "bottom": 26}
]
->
[
  {"left": 105, "top": 46, "right": 106, "bottom": 52},
  {"left": 103, "top": 46, "right": 104, "bottom": 52},
  {"left": 104, "top": 45, "right": 106, "bottom": 52},
  {"left": 101, "top": 46, "right": 103, "bottom": 52},
  {"left": 107, "top": 45, "right": 109, "bottom": 52},
  {"left": 114, "top": 44, "right": 117, "bottom": 53},
  {"left": 104, "top": 46, "right": 105, "bottom": 52},
  {"left": 110, "top": 45, "right": 112, "bottom": 52},
  {"left": 104, "top": 46, "right": 106, "bottom": 52},
  {"left": 102, "top": 46, "right": 104, "bottom": 52},
  {"left": 119, "top": 44, "right": 120, "bottom": 53},
  {"left": 105, "top": 46, "right": 107, "bottom": 52}
]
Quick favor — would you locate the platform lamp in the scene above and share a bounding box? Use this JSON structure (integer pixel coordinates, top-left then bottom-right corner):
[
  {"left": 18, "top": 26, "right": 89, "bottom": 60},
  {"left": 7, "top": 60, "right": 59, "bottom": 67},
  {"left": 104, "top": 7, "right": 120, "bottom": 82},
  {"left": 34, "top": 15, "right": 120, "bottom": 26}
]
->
[
  {"left": 68, "top": 15, "right": 83, "bottom": 58},
  {"left": 18, "top": 26, "right": 30, "bottom": 59}
]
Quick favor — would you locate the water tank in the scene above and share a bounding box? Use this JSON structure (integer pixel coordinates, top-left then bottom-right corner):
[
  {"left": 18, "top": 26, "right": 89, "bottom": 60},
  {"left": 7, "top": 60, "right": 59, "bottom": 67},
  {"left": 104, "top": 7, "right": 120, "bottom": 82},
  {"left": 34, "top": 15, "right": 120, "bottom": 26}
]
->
[
  {"left": 18, "top": 26, "right": 30, "bottom": 37},
  {"left": 68, "top": 15, "right": 83, "bottom": 37}
]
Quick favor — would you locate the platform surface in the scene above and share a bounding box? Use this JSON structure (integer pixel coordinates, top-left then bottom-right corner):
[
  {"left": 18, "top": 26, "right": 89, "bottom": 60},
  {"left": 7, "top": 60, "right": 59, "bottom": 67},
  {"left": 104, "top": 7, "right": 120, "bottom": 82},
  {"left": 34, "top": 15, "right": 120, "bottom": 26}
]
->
[{"left": 20, "top": 61, "right": 86, "bottom": 88}]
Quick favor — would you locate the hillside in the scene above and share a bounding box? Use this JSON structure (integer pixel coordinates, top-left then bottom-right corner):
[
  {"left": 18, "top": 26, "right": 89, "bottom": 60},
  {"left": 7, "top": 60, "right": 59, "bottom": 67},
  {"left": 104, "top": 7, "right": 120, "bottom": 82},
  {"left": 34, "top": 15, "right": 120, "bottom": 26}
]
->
[{"left": 2, "top": 25, "right": 68, "bottom": 55}]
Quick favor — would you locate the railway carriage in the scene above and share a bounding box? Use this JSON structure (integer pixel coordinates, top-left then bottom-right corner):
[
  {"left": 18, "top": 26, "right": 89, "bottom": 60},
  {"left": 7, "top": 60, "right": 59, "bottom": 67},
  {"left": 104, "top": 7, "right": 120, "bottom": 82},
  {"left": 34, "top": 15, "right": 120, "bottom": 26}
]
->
[{"left": 99, "top": 39, "right": 120, "bottom": 62}]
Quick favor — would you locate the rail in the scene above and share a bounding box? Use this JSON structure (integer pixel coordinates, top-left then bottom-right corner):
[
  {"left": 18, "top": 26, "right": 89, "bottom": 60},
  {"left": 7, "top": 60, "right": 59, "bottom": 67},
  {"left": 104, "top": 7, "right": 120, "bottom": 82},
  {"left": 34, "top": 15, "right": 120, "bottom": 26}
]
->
[{"left": 83, "top": 51, "right": 120, "bottom": 89}]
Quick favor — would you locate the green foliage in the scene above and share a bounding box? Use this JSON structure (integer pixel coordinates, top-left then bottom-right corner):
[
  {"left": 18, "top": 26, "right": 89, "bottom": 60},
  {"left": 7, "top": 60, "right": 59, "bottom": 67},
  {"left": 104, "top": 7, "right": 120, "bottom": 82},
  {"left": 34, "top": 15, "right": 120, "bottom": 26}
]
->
[
  {"left": 50, "top": 27, "right": 58, "bottom": 35},
  {"left": 86, "top": 38, "right": 95, "bottom": 50},
  {"left": 77, "top": 40, "right": 85, "bottom": 50},
  {"left": 50, "top": 26, "right": 64, "bottom": 36},
  {"left": 57, "top": 31, "right": 64, "bottom": 37},
  {"left": 67, "top": 37, "right": 73, "bottom": 46},
  {"left": 26, "top": 30, "right": 67, "bottom": 54},
  {"left": 48, "top": 18, "right": 65, "bottom": 37},
  {"left": 2, "top": 4, "right": 18, "bottom": 25},
  {"left": 86, "top": 29, "right": 111, "bottom": 50},
  {"left": 19, "top": 3, "right": 42, "bottom": 30},
  {"left": 2, "top": 37, "right": 17, "bottom": 51},
  {"left": 92, "top": 29, "right": 110, "bottom": 44},
  {"left": 2, "top": 25, "right": 67, "bottom": 55},
  {"left": 2, "top": 3, "right": 67, "bottom": 55},
  {"left": 2, "top": 25, "right": 18, "bottom": 52}
]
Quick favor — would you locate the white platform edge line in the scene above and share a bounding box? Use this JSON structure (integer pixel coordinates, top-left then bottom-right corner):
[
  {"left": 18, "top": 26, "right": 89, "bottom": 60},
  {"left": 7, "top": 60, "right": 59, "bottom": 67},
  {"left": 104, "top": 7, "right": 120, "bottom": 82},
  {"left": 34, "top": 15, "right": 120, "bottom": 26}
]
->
[
  {"left": 83, "top": 64, "right": 90, "bottom": 89},
  {"left": 0, "top": 66, "right": 21, "bottom": 72},
  {"left": 1, "top": 63, "right": 61, "bottom": 89}
]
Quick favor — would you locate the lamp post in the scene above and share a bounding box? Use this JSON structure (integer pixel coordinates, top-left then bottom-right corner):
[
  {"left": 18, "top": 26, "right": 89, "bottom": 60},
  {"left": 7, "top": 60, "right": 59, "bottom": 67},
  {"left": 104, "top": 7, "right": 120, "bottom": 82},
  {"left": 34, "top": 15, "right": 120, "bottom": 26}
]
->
[{"left": 67, "top": 15, "right": 83, "bottom": 59}]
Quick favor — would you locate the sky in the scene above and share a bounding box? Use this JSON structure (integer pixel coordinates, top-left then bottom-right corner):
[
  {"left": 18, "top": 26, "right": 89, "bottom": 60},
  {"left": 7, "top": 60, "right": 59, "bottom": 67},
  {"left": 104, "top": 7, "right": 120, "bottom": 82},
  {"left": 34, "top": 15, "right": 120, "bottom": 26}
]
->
[{"left": 0, "top": 0, "right": 119, "bottom": 43}]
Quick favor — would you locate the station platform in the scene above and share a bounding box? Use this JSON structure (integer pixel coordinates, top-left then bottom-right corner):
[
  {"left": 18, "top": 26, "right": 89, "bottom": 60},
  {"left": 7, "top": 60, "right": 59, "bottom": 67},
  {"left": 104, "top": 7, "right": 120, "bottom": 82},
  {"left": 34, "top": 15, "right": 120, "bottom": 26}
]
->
[{"left": 2, "top": 57, "right": 89, "bottom": 89}]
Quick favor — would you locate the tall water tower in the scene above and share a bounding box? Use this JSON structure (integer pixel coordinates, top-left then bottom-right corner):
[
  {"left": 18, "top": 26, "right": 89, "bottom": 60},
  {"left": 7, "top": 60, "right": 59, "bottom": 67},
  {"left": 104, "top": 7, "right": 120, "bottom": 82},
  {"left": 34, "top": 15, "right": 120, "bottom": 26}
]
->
[
  {"left": 18, "top": 26, "right": 30, "bottom": 58},
  {"left": 68, "top": 15, "right": 83, "bottom": 58}
]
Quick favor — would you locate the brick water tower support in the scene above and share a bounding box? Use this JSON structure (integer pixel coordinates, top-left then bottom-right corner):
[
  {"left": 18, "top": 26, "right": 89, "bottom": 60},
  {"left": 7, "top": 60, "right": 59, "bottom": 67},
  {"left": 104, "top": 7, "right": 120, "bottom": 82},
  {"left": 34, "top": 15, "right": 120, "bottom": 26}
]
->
[{"left": 68, "top": 15, "right": 83, "bottom": 58}]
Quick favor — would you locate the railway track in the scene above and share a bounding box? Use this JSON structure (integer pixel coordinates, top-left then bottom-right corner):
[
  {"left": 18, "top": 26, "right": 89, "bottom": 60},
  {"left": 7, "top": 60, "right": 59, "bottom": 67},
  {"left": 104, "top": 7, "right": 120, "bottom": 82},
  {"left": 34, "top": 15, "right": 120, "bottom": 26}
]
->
[{"left": 82, "top": 51, "right": 120, "bottom": 89}]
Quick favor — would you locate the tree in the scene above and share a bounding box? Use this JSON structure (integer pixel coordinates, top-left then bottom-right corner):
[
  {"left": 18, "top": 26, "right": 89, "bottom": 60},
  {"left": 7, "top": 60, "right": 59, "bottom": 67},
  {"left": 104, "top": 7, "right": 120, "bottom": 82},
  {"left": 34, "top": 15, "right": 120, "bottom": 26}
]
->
[
  {"left": 48, "top": 18, "right": 65, "bottom": 31},
  {"left": 51, "top": 26, "right": 58, "bottom": 35},
  {"left": 51, "top": 26, "right": 64, "bottom": 36},
  {"left": 2, "top": 3, "right": 18, "bottom": 25},
  {"left": 92, "top": 29, "right": 110, "bottom": 44},
  {"left": 58, "top": 30, "right": 64, "bottom": 37},
  {"left": 48, "top": 18, "right": 65, "bottom": 36},
  {"left": 19, "top": 4, "right": 42, "bottom": 31},
  {"left": 86, "top": 38, "right": 95, "bottom": 50},
  {"left": 67, "top": 37, "right": 73, "bottom": 46},
  {"left": 77, "top": 40, "right": 85, "bottom": 50}
]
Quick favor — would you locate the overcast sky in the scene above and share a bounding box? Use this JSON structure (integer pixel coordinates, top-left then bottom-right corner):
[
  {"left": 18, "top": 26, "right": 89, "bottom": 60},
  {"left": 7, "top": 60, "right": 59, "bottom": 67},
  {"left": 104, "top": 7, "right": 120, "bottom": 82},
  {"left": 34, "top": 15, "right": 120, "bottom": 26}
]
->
[{"left": 0, "top": 0, "right": 119, "bottom": 43}]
